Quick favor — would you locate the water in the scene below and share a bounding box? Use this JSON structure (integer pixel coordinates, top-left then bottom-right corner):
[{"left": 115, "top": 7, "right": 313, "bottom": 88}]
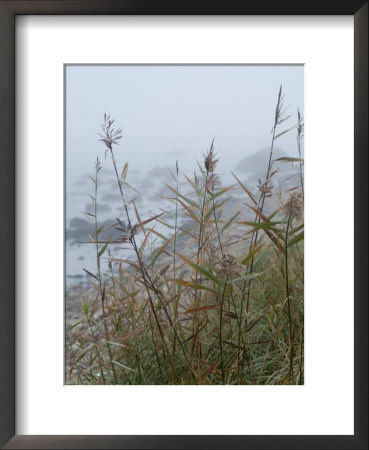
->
[{"left": 65, "top": 147, "right": 301, "bottom": 289}]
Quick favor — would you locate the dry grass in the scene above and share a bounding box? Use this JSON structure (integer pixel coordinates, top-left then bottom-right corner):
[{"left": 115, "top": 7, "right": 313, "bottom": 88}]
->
[{"left": 65, "top": 86, "right": 304, "bottom": 385}]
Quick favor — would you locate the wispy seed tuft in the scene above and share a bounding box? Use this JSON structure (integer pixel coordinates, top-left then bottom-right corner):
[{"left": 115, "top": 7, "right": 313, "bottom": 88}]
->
[
  {"left": 283, "top": 192, "right": 303, "bottom": 221},
  {"left": 98, "top": 113, "right": 123, "bottom": 156},
  {"left": 217, "top": 254, "right": 243, "bottom": 281}
]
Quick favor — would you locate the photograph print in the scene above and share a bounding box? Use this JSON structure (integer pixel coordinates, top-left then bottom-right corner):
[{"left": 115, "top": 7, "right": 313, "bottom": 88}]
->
[{"left": 65, "top": 65, "right": 304, "bottom": 385}]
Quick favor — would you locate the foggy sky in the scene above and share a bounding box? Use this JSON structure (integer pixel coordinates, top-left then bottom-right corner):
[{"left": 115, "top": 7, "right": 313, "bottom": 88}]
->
[{"left": 65, "top": 65, "right": 304, "bottom": 181}]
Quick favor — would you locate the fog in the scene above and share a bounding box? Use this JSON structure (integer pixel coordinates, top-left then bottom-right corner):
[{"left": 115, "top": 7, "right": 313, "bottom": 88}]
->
[
  {"left": 66, "top": 65, "right": 303, "bottom": 177},
  {"left": 65, "top": 65, "right": 304, "bottom": 285}
]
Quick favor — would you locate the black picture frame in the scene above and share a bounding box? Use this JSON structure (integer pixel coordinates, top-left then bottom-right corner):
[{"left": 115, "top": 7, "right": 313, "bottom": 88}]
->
[{"left": 0, "top": 1, "right": 367, "bottom": 449}]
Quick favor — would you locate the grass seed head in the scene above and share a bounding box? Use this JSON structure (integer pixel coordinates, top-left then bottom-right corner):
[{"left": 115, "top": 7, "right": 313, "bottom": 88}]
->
[
  {"left": 283, "top": 192, "right": 303, "bottom": 221},
  {"left": 98, "top": 113, "right": 123, "bottom": 152},
  {"left": 217, "top": 254, "right": 244, "bottom": 280}
]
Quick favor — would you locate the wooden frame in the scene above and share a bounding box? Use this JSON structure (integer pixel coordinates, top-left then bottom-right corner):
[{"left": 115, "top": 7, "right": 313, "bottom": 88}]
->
[{"left": 0, "top": 1, "right": 367, "bottom": 448}]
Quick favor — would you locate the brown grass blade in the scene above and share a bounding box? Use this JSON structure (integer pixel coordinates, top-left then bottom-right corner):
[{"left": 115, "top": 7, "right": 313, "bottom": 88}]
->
[
  {"left": 246, "top": 203, "right": 284, "bottom": 252},
  {"left": 83, "top": 268, "right": 99, "bottom": 281},
  {"left": 231, "top": 171, "right": 257, "bottom": 206},
  {"left": 184, "top": 304, "right": 220, "bottom": 314}
]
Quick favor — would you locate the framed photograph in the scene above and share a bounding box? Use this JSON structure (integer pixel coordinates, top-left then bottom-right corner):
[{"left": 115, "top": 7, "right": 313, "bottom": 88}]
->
[{"left": 0, "top": 1, "right": 367, "bottom": 449}]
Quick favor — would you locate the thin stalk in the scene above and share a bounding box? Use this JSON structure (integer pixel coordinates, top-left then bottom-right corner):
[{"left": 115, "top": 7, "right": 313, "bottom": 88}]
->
[
  {"left": 211, "top": 187, "right": 225, "bottom": 259},
  {"left": 241, "top": 86, "right": 290, "bottom": 331},
  {"left": 173, "top": 161, "right": 179, "bottom": 276},
  {"left": 228, "top": 291, "right": 251, "bottom": 384},
  {"left": 284, "top": 215, "right": 294, "bottom": 383},
  {"left": 191, "top": 170, "right": 209, "bottom": 366},
  {"left": 171, "top": 161, "right": 181, "bottom": 373},
  {"left": 219, "top": 277, "right": 228, "bottom": 385},
  {"left": 93, "top": 161, "right": 118, "bottom": 383},
  {"left": 297, "top": 109, "right": 304, "bottom": 200},
  {"left": 196, "top": 172, "right": 209, "bottom": 265}
]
